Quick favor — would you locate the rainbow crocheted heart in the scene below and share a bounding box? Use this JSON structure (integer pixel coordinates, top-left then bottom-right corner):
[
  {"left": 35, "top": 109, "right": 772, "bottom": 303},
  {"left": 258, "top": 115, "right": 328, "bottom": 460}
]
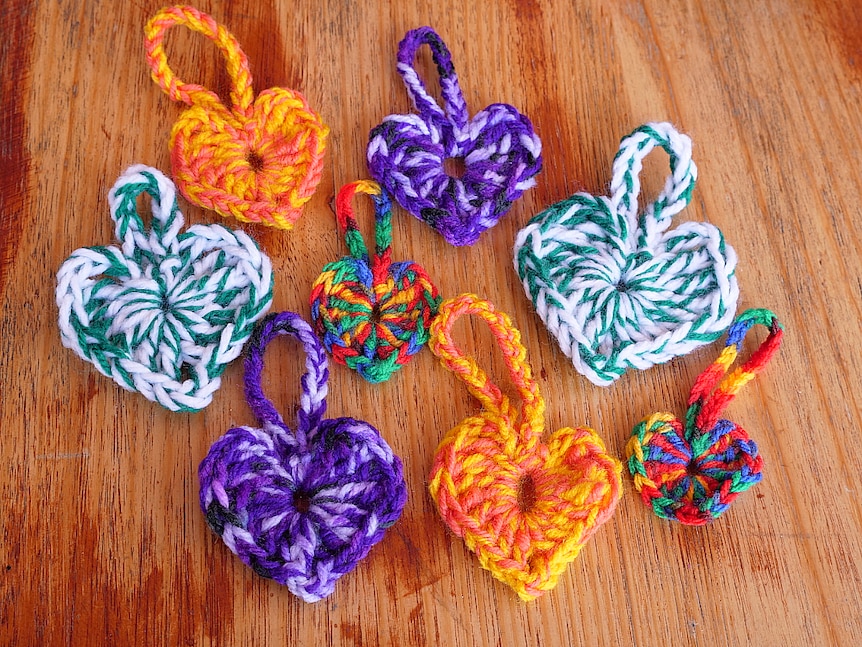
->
[
  {"left": 309, "top": 180, "right": 440, "bottom": 383},
  {"left": 145, "top": 5, "right": 329, "bottom": 230},
  {"left": 55, "top": 165, "right": 273, "bottom": 412},
  {"left": 368, "top": 27, "right": 542, "bottom": 246},
  {"left": 514, "top": 122, "right": 739, "bottom": 386},
  {"left": 199, "top": 311, "right": 407, "bottom": 602},
  {"left": 428, "top": 294, "right": 621, "bottom": 601},
  {"left": 627, "top": 309, "right": 784, "bottom": 525}
]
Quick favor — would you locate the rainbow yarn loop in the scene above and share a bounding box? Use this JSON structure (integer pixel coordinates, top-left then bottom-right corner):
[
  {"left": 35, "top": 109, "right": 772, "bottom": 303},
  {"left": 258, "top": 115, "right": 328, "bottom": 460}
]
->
[
  {"left": 626, "top": 308, "right": 785, "bottom": 525},
  {"left": 144, "top": 5, "right": 329, "bottom": 229},
  {"left": 309, "top": 180, "right": 441, "bottom": 383},
  {"left": 428, "top": 294, "right": 622, "bottom": 601}
]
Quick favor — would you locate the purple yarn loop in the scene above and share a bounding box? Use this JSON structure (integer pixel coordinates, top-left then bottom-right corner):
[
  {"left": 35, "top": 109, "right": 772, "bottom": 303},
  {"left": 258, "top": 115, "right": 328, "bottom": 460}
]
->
[
  {"left": 395, "top": 26, "right": 468, "bottom": 130},
  {"left": 198, "top": 311, "right": 407, "bottom": 602},
  {"left": 242, "top": 310, "right": 329, "bottom": 438},
  {"left": 367, "top": 26, "right": 543, "bottom": 246}
]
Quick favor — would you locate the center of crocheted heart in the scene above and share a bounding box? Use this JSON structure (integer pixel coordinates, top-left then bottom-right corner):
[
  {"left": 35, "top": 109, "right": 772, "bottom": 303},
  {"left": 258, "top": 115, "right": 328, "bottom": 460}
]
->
[
  {"left": 159, "top": 292, "right": 172, "bottom": 314},
  {"left": 292, "top": 489, "right": 312, "bottom": 514},
  {"left": 443, "top": 156, "right": 466, "bottom": 178},
  {"left": 369, "top": 302, "right": 382, "bottom": 325},
  {"left": 685, "top": 459, "right": 700, "bottom": 477},
  {"left": 246, "top": 150, "right": 265, "bottom": 173},
  {"left": 517, "top": 472, "right": 537, "bottom": 513}
]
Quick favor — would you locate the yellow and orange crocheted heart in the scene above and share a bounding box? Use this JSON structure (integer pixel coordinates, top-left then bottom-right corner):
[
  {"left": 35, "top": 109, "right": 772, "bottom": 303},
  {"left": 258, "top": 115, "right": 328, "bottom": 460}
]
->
[
  {"left": 169, "top": 89, "right": 328, "bottom": 229},
  {"left": 430, "top": 404, "right": 621, "bottom": 601},
  {"left": 428, "top": 294, "right": 623, "bottom": 601},
  {"left": 145, "top": 5, "right": 328, "bottom": 230}
]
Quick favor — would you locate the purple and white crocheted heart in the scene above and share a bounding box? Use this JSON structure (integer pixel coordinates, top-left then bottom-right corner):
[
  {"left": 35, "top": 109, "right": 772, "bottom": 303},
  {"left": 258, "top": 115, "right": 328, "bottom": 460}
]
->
[
  {"left": 367, "top": 27, "right": 542, "bottom": 246},
  {"left": 199, "top": 312, "right": 407, "bottom": 602}
]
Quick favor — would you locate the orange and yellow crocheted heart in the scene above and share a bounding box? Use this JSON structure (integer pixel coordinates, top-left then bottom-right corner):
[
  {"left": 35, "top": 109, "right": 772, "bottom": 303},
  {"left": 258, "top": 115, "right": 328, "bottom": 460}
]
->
[
  {"left": 430, "top": 411, "right": 621, "bottom": 601},
  {"left": 145, "top": 5, "right": 329, "bottom": 230},
  {"left": 428, "top": 294, "right": 623, "bottom": 601},
  {"left": 170, "top": 89, "right": 328, "bottom": 229}
]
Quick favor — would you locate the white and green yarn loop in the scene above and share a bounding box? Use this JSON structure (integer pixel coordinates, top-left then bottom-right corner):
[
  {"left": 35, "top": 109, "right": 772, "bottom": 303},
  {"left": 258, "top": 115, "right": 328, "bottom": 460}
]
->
[
  {"left": 56, "top": 165, "right": 273, "bottom": 412},
  {"left": 513, "top": 122, "right": 739, "bottom": 386}
]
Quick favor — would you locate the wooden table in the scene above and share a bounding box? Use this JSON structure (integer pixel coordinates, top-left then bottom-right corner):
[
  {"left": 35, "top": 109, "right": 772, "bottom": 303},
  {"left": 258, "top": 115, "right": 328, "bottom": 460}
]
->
[{"left": 3, "top": 1, "right": 861, "bottom": 645}]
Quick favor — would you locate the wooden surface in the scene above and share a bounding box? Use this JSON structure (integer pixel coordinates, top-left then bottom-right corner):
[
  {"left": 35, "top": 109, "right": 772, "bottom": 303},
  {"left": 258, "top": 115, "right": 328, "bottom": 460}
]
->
[{"left": 2, "top": 0, "right": 862, "bottom": 645}]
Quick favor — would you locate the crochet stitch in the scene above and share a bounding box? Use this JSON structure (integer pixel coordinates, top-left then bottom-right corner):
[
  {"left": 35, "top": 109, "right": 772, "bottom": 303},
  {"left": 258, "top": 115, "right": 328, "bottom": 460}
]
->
[
  {"left": 428, "top": 294, "right": 622, "bottom": 601},
  {"left": 514, "top": 122, "right": 739, "bottom": 386},
  {"left": 367, "top": 27, "right": 542, "bottom": 246},
  {"left": 55, "top": 165, "right": 272, "bottom": 413},
  {"left": 144, "top": 5, "right": 329, "bottom": 229},
  {"left": 309, "top": 180, "right": 441, "bottom": 383},
  {"left": 626, "top": 309, "right": 784, "bottom": 525},
  {"left": 199, "top": 311, "right": 407, "bottom": 602}
]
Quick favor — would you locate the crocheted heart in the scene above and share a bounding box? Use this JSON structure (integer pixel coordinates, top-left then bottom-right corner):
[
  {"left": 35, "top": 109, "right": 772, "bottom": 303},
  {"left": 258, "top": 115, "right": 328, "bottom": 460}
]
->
[
  {"left": 626, "top": 309, "right": 784, "bottom": 525},
  {"left": 432, "top": 416, "right": 622, "bottom": 600},
  {"left": 309, "top": 181, "right": 440, "bottom": 383},
  {"left": 429, "top": 294, "right": 621, "bottom": 601},
  {"left": 146, "top": 5, "right": 328, "bottom": 230},
  {"left": 199, "top": 312, "right": 407, "bottom": 602},
  {"left": 56, "top": 165, "right": 273, "bottom": 412},
  {"left": 514, "top": 122, "right": 739, "bottom": 386},
  {"left": 628, "top": 414, "right": 762, "bottom": 525},
  {"left": 169, "top": 89, "right": 328, "bottom": 227},
  {"left": 368, "top": 27, "right": 542, "bottom": 246}
]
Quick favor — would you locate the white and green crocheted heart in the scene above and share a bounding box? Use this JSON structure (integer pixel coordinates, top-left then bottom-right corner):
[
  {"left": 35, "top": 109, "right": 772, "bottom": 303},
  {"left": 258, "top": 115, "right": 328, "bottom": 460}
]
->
[
  {"left": 56, "top": 165, "right": 273, "bottom": 412},
  {"left": 513, "top": 122, "right": 739, "bottom": 386}
]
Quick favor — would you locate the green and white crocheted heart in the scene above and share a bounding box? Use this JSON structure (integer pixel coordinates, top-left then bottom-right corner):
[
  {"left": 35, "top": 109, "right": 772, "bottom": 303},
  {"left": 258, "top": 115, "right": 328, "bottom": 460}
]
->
[
  {"left": 56, "top": 165, "right": 273, "bottom": 412},
  {"left": 513, "top": 122, "right": 739, "bottom": 386}
]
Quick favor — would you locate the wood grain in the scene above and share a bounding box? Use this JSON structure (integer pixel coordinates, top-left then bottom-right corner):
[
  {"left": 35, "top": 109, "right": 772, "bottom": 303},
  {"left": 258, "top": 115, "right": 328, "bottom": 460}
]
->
[{"left": 2, "top": 0, "right": 862, "bottom": 645}]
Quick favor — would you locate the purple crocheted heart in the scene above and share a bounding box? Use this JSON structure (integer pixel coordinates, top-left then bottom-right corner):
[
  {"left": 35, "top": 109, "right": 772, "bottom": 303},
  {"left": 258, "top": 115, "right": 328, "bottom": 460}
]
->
[
  {"left": 199, "top": 311, "right": 407, "bottom": 602},
  {"left": 367, "top": 27, "right": 542, "bottom": 246}
]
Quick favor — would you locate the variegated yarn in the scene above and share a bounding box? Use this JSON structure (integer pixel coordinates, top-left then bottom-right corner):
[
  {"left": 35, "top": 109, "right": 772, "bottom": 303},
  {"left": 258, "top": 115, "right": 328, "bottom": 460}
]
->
[
  {"left": 55, "top": 165, "right": 273, "bottom": 412},
  {"left": 309, "top": 180, "right": 440, "bottom": 383},
  {"left": 627, "top": 308, "right": 784, "bottom": 525},
  {"left": 367, "top": 27, "right": 542, "bottom": 246},
  {"left": 199, "top": 311, "right": 407, "bottom": 601},
  {"left": 428, "top": 294, "right": 622, "bottom": 601},
  {"left": 514, "top": 122, "right": 739, "bottom": 386},
  {"left": 144, "top": 5, "right": 329, "bottom": 230}
]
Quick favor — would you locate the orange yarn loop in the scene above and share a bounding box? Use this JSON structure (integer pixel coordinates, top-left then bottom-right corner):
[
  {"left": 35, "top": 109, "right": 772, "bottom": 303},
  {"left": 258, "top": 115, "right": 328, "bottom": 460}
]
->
[
  {"left": 144, "top": 5, "right": 329, "bottom": 230},
  {"left": 428, "top": 294, "right": 622, "bottom": 601}
]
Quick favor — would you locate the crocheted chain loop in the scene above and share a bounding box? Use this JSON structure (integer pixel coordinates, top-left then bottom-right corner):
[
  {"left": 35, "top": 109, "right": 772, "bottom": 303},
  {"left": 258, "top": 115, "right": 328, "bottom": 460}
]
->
[
  {"left": 428, "top": 294, "right": 622, "bottom": 601},
  {"left": 626, "top": 309, "right": 784, "bottom": 525},
  {"left": 367, "top": 27, "right": 542, "bottom": 246},
  {"left": 309, "top": 180, "right": 440, "bottom": 383},
  {"left": 514, "top": 122, "right": 740, "bottom": 386},
  {"left": 144, "top": 5, "right": 329, "bottom": 229},
  {"left": 199, "top": 311, "right": 407, "bottom": 602},
  {"left": 55, "top": 165, "right": 273, "bottom": 412}
]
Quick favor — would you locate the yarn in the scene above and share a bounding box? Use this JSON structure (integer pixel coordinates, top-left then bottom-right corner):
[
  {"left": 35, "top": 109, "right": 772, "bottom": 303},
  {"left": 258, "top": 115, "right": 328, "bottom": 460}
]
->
[
  {"left": 514, "top": 122, "right": 739, "bottom": 386},
  {"left": 199, "top": 311, "right": 407, "bottom": 602},
  {"left": 367, "top": 27, "right": 542, "bottom": 247},
  {"left": 626, "top": 309, "right": 784, "bottom": 525},
  {"left": 144, "top": 5, "right": 329, "bottom": 230},
  {"left": 428, "top": 294, "right": 622, "bottom": 601},
  {"left": 309, "top": 180, "right": 441, "bottom": 383},
  {"left": 55, "top": 165, "right": 273, "bottom": 412}
]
